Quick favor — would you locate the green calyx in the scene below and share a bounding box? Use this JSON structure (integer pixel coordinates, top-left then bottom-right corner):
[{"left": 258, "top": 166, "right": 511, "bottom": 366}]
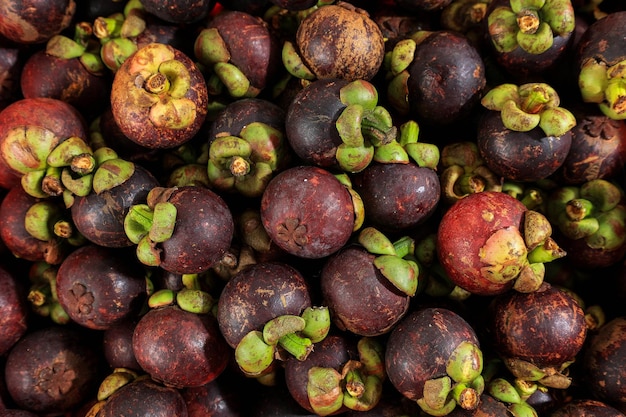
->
[
  {"left": 306, "top": 337, "right": 385, "bottom": 415},
  {"left": 46, "top": 22, "right": 106, "bottom": 75},
  {"left": 234, "top": 306, "right": 331, "bottom": 377},
  {"left": 194, "top": 28, "right": 260, "bottom": 98},
  {"left": 502, "top": 357, "right": 573, "bottom": 390},
  {"left": 358, "top": 227, "right": 419, "bottom": 296},
  {"left": 481, "top": 83, "right": 576, "bottom": 136},
  {"left": 547, "top": 179, "right": 626, "bottom": 251},
  {"left": 334, "top": 80, "right": 400, "bottom": 173},
  {"left": 440, "top": 142, "right": 502, "bottom": 204},
  {"left": 208, "top": 122, "right": 286, "bottom": 197},
  {"left": 487, "top": 0, "right": 574, "bottom": 54},
  {"left": 579, "top": 59, "right": 626, "bottom": 120}
]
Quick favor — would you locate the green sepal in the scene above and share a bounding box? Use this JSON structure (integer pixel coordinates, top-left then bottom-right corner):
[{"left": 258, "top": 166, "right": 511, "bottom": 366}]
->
[
  {"left": 336, "top": 104, "right": 366, "bottom": 148},
  {"left": 46, "top": 35, "right": 86, "bottom": 59},
  {"left": 406, "top": 142, "right": 440, "bottom": 169},
  {"left": 481, "top": 84, "right": 520, "bottom": 111},
  {"left": 419, "top": 376, "right": 454, "bottom": 412},
  {"left": 235, "top": 330, "right": 275, "bottom": 377},
  {"left": 343, "top": 374, "right": 383, "bottom": 412},
  {"left": 542, "top": 0, "right": 575, "bottom": 35},
  {"left": 61, "top": 169, "right": 93, "bottom": 197},
  {"left": 135, "top": 235, "right": 161, "bottom": 267},
  {"left": 357, "top": 337, "right": 385, "bottom": 380},
  {"left": 307, "top": 367, "right": 344, "bottom": 417},
  {"left": 176, "top": 288, "right": 214, "bottom": 314},
  {"left": 386, "top": 71, "right": 410, "bottom": 115},
  {"left": 487, "top": 7, "right": 519, "bottom": 53},
  {"left": 510, "top": 0, "right": 545, "bottom": 13},
  {"left": 335, "top": 143, "right": 374, "bottom": 173},
  {"left": 239, "top": 122, "right": 284, "bottom": 170},
  {"left": 578, "top": 60, "right": 608, "bottom": 103},
  {"left": 124, "top": 204, "right": 153, "bottom": 244},
  {"left": 301, "top": 306, "right": 331, "bottom": 343},
  {"left": 278, "top": 332, "right": 313, "bottom": 361},
  {"left": 148, "top": 289, "right": 175, "bottom": 308},
  {"left": 516, "top": 22, "right": 553, "bottom": 55},
  {"left": 214, "top": 62, "right": 254, "bottom": 98},
  {"left": 92, "top": 158, "right": 135, "bottom": 194},
  {"left": 487, "top": 377, "right": 522, "bottom": 404},
  {"left": 446, "top": 341, "right": 483, "bottom": 384},
  {"left": 373, "top": 255, "right": 419, "bottom": 296},
  {"left": 509, "top": 402, "right": 539, "bottom": 417},
  {"left": 339, "top": 80, "right": 378, "bottom": 109},
  {"left": 358, "top": 227, "right": 397, "bottom": 255},
  {"left": 501, "top": 100, "right": 541, "bottom": 132},
  {"left": 282, "top": 40, "right": 316, "bottom": 81},
  {"left": 580, "top": 179, "right": 622, "bottom": 212},
  {"left": 24, "top": 201, "right": 63, "bottom": 241},
  {"left": 194, "top": 27, "right": 231, "bottom": 66},
  {"left": 389, "top": 38, "right": 416, "bottom": 76},
  {"left": 1, "top": 125, "right": 61, "bottom": 174},
  {"left": 148, "top": 202, "right": 177, "bottom": 243},
  {"left": 46, "top": 136, "right": 93, "bottom": 168},
  {"left": 97, "top": 370, "right": 137, "bottom": 401},
  {"left": 21, "top": 170, "right": 49, "bottom": 198},
  {"left": 262, "top": 315, "right": 306, "bottom": 345}
]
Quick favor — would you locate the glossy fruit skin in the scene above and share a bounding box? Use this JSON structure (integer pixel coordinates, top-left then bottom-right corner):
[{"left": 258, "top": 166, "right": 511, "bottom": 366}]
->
[
  {"left": 553, "top": 106, "right": 626, "bottom": 184},
  {"left": 406, "top": 30, "right": 486, "bottom": 125},
  {"left": 0, "top": 187, "right": 66, "bottom": 264},
  {"left": 102, "top": 319, "right": 141, "bottom": 371},
  {"left": 285, "top": 78, "right": 349, "bottom": 169},
  {"left": 71, "top": 165, "right": 160, "bottom": 248},
  {"left": 583, "top": 317, "right": 626, "bottom": 412},
  {"left": 295, "top": 3, "right": 385, "bottom": 81},
  {"left": 0, "top": 264, "right": 28, "bottom": 356},
  {"left": 550, "top": 399, "right": 626, "bottom": 417},
  {"left": 0, "top": 97, "right": 87, "bottom": 177},
  {"left": 437, "top": 191, "right": 527, "bottom": 296},
  {"left": 20, "top": 50, "right": 111, "bottom": 120},
  {"left": 576, "top": 11, "right": 626, "bottom": 69},
  {"left": 352, "top": 162, "right": 441, "bottom": 232},
  {"left": 132, "top": 305, "right": 229, "bottom": 388},
  {"left": 4, "top": 326, "right": 103, "bottom": 415},
  {"left": 321, "top": 245, "right": 411, "bottom": 336},
  {"left": 0, "top": 0, "right": 76, "bottom": 44},
  {"left": 260, "top": 166, "right": 355, "bottom": 259},
  {"left": 55, "top": 245, "right": 147, "bottom": 330},
  {"left": 204, "top": 10, "right": 281, "bottom": 93},
  {"left": 284, "top": 334, "right": 356, "bottom": 414},
  {"left": 477, "top": 110, "right": 573, "bottom": 182},
  {"left": 158, "top": 186, "right": 234, "bottom": 274},
  {"left": 487, "top": 283, "right": 587, "bottom": 368},
  {"left": 385, "top": 307, "right": 480, "bottom": 401},
  {"left": 98, "top": 377, "right": 189, "bottom": 417},
  {"left": 217, "top": 261, "right": 312, "bottom": 348}
]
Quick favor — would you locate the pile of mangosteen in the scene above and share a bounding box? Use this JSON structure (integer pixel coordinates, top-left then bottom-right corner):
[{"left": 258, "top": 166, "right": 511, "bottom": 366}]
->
[{"left": 0, "top": 0, "right": 626, "bottom": 416}]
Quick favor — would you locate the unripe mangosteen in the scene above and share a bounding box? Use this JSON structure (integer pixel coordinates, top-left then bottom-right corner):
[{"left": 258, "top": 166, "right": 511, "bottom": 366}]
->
[
  {"left": 438, "top": 190, "right": 565, "bottom": 296},
  {"left": 71, "top": 164, "right": 160, "bottom": 248},
  {"left": 124, "top": 185, "right": 234, "bottom": 275},
  {"left": 385, "top": 30, "right": 486, "bottom": 126},
  {"left": 110, "top": 43, "right": 208, "bottom": 149},
  {"left": 0, "top": 0, "right": 76, "bottom": 45},
  {"left": 260, "top": 165, "right": 355, "bottom": 259},
  {"left": 3, "top": 326, "right": 103, "bottom": 415},
  {"left": 385, "top": 307, "right": 484, "bottom": 415},
  {"left": 352, "top": 161, "right": 440, "bottom": 232},
  {"left": 289, "top": 2, "right": 385, "bottom": 81},
  {"left": 550, "top": 399, "right": 626, "bottom": 417},
  {"left": 141, "top": 0, "right": 215, "bottom": 24},
  {"left": 320, "top": 244, "right": 411, "bottom": 336},
  {"left": 132, "top": 305, "right": 229, "bottom": 388},
  {"left": 97, "top": 377, "right": 188, "bottom": 417},
  {"left": 487, "top": 282, "right": 587, "bottom": 390},
  {"left": 55, "top": 245, "right": 147, "bottom": 330},
  {"left": 582, "top": 316, "right": 626, "bottom": 412},
  {"left": 0, "top": 264, "right": 28, "bottom": 356}
]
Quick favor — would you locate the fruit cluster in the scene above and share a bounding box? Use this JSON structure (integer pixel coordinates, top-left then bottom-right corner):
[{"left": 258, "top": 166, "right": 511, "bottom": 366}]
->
[{"left": 0, "top": 0, "right": 625, "bottom": 416}]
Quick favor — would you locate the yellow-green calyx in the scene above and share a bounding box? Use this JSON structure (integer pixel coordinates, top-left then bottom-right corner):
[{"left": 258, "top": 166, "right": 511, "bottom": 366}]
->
[
  {"left": 487, "top": 0, "right": 575, "bottom": 55},
  {"left": 481, "top": 83, "right": 576, "bottom": 137},
  {"left": 127, "top": 44, "right": 197, "bottom": 130},
  {"left": 579, "top": 58, "right": 626, "bottom": 120}
]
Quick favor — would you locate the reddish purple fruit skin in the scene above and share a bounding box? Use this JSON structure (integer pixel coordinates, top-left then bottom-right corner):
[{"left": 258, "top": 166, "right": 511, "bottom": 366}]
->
[
  {"left": 217, "top": 261, "right": 312, "bottom": 348},
  {"left": 98, "top": 377, "right": 189, "bottom": 417},
  {"left": 55, "top": 245, "right": 147, "bottom": 330},
  {"left": 385, "top": 307, "right": 480, "bottom": 401},
  {"left": 437, "top": 191, "right": 527, "bottom": 296},
  {"left": 551, "top": 399, "right": 626, "bottom": 417},
  {"left": 488, "top": 283, "right": 587, "bottom": 368},
  {"left": 583, "top": 317, "right": 626, "bottom": 410},
  {"left": 284, "top": 334, "right": 355, "bottom": 414},
  {"left": 260, "top": 166, "right": 354, "bottom": 259},
  {"left": 159, "top": 186, "right": 234, "bottom": 274},
  {"left": 0, "top": 0, "right": 76, "bottom": 45},
  {"left": 133, "top": 305, "right": 229, "bottom": 388},
  {"left": 0, "top": 264, "right": 28, "bottom": 356},
  {"left": 321, "top": 245, "right": 410, "bottom": 336}
]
